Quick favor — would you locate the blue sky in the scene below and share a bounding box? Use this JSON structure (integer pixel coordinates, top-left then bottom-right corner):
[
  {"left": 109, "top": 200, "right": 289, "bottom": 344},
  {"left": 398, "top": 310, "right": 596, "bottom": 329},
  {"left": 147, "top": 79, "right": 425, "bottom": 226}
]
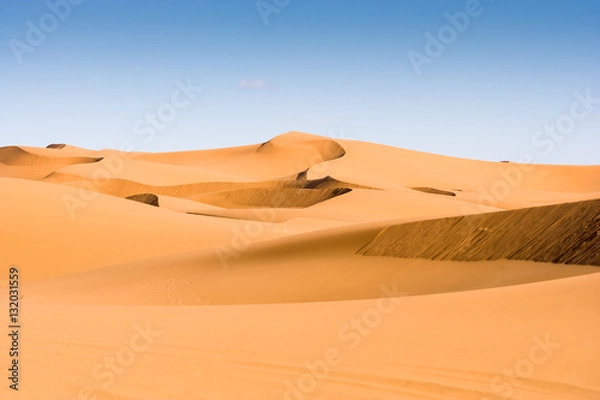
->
[{"left": 0, "top": 0, "right": 598, "bottom": 164}]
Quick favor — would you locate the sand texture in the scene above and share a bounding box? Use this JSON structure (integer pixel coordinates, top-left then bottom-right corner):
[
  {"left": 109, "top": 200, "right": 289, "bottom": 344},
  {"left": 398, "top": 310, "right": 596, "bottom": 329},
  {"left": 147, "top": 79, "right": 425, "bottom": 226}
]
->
[{"left": 1, "top": 131, "right": 599, "bottom": 400}]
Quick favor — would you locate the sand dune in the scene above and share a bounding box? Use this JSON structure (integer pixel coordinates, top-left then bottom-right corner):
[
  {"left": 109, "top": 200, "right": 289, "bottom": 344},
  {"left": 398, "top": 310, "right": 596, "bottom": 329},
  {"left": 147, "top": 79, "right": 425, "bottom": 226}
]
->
[
  {"left": 0, "top": 178, "right": 290, "bottom": 280},
  {"left": 131, "top": 132, "right": 347, "bottom": 180},
  {"left": 256, "top": 132, "right": 346, "bottom": 160},
  {"left": 49, "top": 157, "right": 251, "bottom": 186},
  {"left": 191, "top": 187, "right": 353, "bottom": 208},
  {"left": 1, "top": 131, "right": 599, "bottom": 400},
  {"left": 358, "top": 198, "right": 600, "bottom": 266},
  {"left": 5, "top": 274, "right": 600, "bottom": 400},
  {"left": 0, "top": 145, "right": 104, "bottom": 180},
  {"left": 184, "top": 187, "right": 501, "bottom": 225},
  {"left": 27, "top": 225, "right": 599, "bottom": 306},
  {"left": 0, "top": 145, "right": 103, "bottom": 166},
  {"left": 45, "top": 175, "right": 255, "bottom": 197},
  {"left": 48, "top": 171, "right": 367, "bottom": 211}
]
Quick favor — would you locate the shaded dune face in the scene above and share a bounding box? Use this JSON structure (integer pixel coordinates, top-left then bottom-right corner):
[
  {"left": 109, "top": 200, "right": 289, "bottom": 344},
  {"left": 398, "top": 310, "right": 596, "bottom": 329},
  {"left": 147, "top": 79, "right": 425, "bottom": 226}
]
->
[
  {"left": 410, "top": 186, "right": 456, "bottom": 197},
  {"left": 291, "top": 173, "right": 375, "bottom": 190},
  {"left": 126, "top": 193, "right": 160, "bottom": 207},
  {"left": 41, "top": 134, "right": 365, "bottom": 209},
  {"left": 46, "top": 175, "right": 259, "bottom": 197},
  {"left": 257, "top": 136, "right": 346, "bottom": 160},
  {"left": 358, "top": 198, "right": 600, "bottom": 266},
  {"left": 191, "top": 187, "right": 352, "bottom": 208},
  {"left": 45, "top": 174, "right": 363, "bottom": 206},
  {"left": 46, "top": 143, "right": 67, "bottom": 149},
  {"left": 250, "top": 135, "right": 346, "bottom": 178}
]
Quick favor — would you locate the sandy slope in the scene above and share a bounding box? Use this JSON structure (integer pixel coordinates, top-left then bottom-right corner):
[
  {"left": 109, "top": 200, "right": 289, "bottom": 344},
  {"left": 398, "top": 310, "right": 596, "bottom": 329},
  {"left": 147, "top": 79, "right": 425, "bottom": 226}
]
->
[
  {"left": 25, "top": 221, "right": 599, "bottom": 306},
  {"left": 130, "top": 132, "right": 346, "bottom": 180},
  {"left": 359, "top": 198, "right": 600, "bottom": 266},
  {"left": 0, "top": 145, "right": 104, "bottom": 180},
  {"left": 2, "top": 274, "right": 599, "bottom": 400},
  {"left": 0, "top": 132, "right": 599, "bottom": 400},
  {"left": 0, "top": 178, "right": 295, "bottom": 280}
]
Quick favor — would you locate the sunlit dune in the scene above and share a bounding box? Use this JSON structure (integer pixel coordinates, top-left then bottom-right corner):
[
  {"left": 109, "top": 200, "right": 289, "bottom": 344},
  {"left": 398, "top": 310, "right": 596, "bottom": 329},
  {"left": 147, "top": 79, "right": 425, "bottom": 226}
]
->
[{"left": 1, "top": 131, "right": 599, "bottom": 400}]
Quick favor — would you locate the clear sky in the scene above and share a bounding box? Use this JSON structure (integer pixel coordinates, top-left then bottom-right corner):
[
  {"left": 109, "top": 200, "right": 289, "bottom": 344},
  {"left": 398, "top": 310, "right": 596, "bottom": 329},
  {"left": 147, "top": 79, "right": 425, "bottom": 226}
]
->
[{"left": 1, "top": 0, "right": 598, "bottom": 164}]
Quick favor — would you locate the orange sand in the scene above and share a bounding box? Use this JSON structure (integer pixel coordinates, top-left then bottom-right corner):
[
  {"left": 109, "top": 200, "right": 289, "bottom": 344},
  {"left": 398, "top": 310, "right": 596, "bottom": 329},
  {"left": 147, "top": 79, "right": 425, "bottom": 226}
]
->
[{"left": 0, "top": 132, "right": 598, "bottom": 399}]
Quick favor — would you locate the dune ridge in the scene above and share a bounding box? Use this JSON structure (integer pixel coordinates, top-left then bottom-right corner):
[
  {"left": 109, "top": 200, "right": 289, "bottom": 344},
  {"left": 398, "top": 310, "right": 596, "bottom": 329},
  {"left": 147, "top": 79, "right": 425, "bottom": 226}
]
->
[
  {"left": 46, "top": 143, "right": 67, "bottom": 149},
  {"left": 129, "top": 132, "right": 348, "bottom": 180},
  {"left": 46, "top": 172, "right": 367, "bottom": 210},
  {"left": 256, "top": 134, "right": 346, "bottom": 160},
  {"left": 0, "top": 145, "right": 103, "bottom": 166},
  {"left": 191, "top": 187, "right": 353, "bottom": 209},
  {"left": 358, "top": 198, "right": 600, "bottom": 266},
  {"left": 1, "top": 131, "right": 599, "bottom": 400}
]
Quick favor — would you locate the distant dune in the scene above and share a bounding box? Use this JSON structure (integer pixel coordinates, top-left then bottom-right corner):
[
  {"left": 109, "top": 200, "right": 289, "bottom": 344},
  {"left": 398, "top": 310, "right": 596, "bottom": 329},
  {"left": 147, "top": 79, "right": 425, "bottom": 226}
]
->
[
  {"left": 46, "top": 143, "right": 67, "bottom": 149},
  {"left": 0, "top": 145, "right": 102, "bottom": 166},
  {"left": 191, "top": 187, "right": 352, "bottom": 208},
  {"left": 0, "top": 145, "right": 104, "bottom": 180},
  {"left": 1, "top": 131, "right": 599, "bottom": 400}
]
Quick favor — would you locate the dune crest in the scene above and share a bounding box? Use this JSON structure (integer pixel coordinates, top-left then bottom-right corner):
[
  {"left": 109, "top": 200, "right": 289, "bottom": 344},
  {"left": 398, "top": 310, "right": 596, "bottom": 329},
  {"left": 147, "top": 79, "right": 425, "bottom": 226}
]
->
[
  {"left": 257, "top": 131, "right": 346, "bottom": 161},
  {"left": 2, "top": 132, "right": 600, "bottom": 400},
  {"left": 46, "top": 143, "right": 67, "bottom": 149},
  {"left": 359, "top": 198, "right": 600, "bottom": 266},
  {"left": 0, "top": 145, "right": 103, "bottom": 166}
]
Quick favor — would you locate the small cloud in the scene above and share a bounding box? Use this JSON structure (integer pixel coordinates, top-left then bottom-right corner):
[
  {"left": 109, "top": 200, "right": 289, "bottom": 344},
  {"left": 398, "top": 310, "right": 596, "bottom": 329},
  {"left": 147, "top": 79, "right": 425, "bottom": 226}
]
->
[{"left": 238, "top": 79, "right": 268, "bottom": 90}]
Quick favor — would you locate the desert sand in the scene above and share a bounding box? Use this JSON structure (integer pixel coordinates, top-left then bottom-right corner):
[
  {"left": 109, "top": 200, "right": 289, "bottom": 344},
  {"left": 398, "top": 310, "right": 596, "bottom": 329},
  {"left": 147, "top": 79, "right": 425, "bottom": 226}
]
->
[{"left": 0, "top": 131, "right": 599, "bottom": 399}]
